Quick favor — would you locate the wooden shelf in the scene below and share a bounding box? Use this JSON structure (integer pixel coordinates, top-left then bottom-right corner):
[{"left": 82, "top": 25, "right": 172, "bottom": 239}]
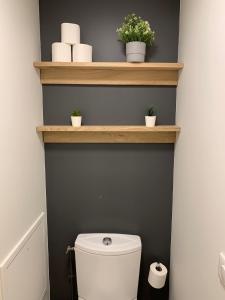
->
[
  {"left": 34, "top": 62, "right": 183, "bottom": 86},
  {"left": 37, "top": 125, "right": 180, "bottom": 144}
]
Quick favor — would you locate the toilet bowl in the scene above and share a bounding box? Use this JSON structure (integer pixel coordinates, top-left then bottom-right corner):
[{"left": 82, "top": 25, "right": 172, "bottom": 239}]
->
[{"left": 75, "top": 233, "right": 142, "bottom": 300}]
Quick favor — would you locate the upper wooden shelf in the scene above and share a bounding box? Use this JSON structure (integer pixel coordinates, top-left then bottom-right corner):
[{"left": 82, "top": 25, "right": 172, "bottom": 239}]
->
[
  {"left": 34, "top": 62, "right": 183, "bottom": 86},
  {"left": 37, "top": 125, "right": 180, "bottom": 144}
]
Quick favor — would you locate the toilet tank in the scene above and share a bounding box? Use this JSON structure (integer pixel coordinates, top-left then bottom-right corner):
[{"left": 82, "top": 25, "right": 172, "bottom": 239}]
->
[{"left": 75, "top": 233, "right": 142, "bottom": 300}]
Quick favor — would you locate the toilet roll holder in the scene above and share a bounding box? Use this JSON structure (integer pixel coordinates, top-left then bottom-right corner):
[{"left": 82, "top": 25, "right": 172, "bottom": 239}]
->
[{"left": 155, "top": 262, "right": 162, "bottom": 272}]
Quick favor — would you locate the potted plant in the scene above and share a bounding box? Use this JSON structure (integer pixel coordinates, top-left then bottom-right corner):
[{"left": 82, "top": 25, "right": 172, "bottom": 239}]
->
[
  {"left": 71, "top": 110, "right": 82, "bottom": 127},
  {"left": 117, "top": 13, "right": 155, "bottom": 62},
  {"left": 145, "top": 107, "right": 156, "bottom": 127}
]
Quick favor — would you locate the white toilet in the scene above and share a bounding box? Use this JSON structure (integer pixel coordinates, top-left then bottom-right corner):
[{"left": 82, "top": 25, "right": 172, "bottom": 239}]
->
[{"left": 75, "top": 233, "right": 142, "bottom": 300}]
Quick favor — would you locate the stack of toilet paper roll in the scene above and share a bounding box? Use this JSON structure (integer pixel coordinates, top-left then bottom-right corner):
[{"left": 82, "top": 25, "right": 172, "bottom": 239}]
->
[{"left": 52, "top": 23, "right": 92, "bottom": 62}]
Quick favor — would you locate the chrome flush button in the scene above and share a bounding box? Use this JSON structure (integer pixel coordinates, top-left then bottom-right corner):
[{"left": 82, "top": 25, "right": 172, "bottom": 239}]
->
[{"left": 103, "top": 237, "right": 112, "bottom": 245}]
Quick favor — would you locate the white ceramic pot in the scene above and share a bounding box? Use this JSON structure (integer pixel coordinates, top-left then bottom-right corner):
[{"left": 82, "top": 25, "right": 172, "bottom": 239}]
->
[
  {"left": 145, "top": 116, "right": 156, "bottom": 127},
  {"left": 126, "top": 42, "right": 146, "bottom": 62},
  {"left": 71, "top": 116, "right": 82, "bottom": 127}
]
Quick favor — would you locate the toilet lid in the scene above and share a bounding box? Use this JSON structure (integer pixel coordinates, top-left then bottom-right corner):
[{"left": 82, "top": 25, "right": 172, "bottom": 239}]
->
[{"left": 75, "top": 233, "right": 141, "bottom": 255}]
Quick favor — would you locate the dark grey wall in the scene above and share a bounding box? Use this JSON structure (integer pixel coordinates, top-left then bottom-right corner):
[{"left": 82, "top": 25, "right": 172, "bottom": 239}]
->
[{"left": 39, "top": 1, "right": 180, "bottom": 299}]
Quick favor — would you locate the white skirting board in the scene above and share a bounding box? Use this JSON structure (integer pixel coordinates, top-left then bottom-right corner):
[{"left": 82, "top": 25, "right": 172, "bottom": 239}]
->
[{"left": 0, "top": 212, "right": 47, "bottom": 300}]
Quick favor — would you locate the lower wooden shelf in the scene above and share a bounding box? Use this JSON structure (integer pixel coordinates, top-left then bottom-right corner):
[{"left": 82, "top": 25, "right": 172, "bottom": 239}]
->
[{"left": 37, "top": 125, "right": 180, "bottom": 144}]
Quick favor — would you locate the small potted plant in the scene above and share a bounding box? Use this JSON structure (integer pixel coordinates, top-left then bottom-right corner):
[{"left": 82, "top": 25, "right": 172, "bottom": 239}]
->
[
  {"left": 117, "top": 13, "right": 155, "bottom": 62},
  {"left": 145, "top": 107, "right": 156, "bottom": 127},
  {"left": 71, "top": 110, "right": 82, "bottom": 127}
]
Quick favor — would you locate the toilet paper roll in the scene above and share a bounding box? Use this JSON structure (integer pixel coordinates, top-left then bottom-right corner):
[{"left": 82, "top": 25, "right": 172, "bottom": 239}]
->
[
  {"left": 52, "top": 42, "right": 71, "bottom": 62},
  {"left": 72, "top": 44, "right": 92, "bottom": 62},
  {"left": 61, "top": 23, "right": 80, "bottom": 45},
  {"left": 148, "top": 262, "right": 168, "bottom": 289}
]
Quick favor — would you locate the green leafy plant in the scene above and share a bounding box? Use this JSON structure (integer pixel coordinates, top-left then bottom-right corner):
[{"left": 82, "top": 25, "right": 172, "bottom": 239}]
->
[
  {"left": 71, "top": 110, "right": 81, "bottom": 116},
  {"left": 116, "top": 13, "right": 155, "bottom": 46},
  {"left": 147, "top": 107, "right": 156, "bottom": 116}
]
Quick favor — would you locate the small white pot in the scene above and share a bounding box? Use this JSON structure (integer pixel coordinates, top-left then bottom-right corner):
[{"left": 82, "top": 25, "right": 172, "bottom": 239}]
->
[
  {"left": 145, "top": 116, "right": 156, "bottom": 127},
  {"left": 71, "top": 116, "right": 82, "bottom": 127},
  {"left": 126, "top": 41, "right": 146, "bottom": 62}
]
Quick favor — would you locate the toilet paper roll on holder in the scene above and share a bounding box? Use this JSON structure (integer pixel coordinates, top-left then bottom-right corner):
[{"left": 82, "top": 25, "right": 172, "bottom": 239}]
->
[{"left": 148, "top": 261, "right": 168, "bottom": 289}]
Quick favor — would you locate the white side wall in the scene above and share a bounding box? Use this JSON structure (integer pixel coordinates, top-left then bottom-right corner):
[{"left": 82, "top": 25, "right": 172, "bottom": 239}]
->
[
  {"left": 170, "top": 0, "right": 225, "bottom": 299},
  {"left": 0, "top": 0, "right": 48, "bottom": 299}
]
